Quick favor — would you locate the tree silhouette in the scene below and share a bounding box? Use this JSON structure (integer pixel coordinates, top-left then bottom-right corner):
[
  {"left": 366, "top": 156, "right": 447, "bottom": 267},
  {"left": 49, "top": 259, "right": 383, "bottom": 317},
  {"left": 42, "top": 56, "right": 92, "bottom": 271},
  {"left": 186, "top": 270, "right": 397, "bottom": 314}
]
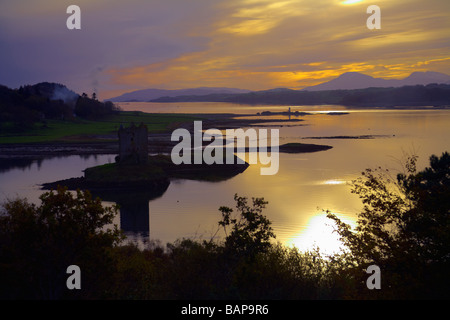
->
[
  {"left": 0, "top": 186, "right": 123, "bottom": 299},
  {"left": 327, "top": 151, "right": 450, "bottom": 298},
  {"left": 218, "top": 194, "right": 275, "bottom": 258}
]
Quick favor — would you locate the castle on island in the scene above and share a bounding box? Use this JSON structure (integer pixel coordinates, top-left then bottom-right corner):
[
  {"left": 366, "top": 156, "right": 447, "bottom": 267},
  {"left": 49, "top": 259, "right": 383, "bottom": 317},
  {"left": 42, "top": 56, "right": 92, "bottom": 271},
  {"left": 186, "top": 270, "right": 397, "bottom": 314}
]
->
[{"left": 117, "top": 123, "right": 148, "bottom": 165}]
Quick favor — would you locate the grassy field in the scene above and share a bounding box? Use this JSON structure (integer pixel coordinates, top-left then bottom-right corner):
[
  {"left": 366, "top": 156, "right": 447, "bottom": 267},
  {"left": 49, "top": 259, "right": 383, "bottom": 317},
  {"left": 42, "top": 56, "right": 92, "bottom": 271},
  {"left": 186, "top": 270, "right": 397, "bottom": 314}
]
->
[{"left": 0, "top": 111, "right": 202, "bottom": 144}]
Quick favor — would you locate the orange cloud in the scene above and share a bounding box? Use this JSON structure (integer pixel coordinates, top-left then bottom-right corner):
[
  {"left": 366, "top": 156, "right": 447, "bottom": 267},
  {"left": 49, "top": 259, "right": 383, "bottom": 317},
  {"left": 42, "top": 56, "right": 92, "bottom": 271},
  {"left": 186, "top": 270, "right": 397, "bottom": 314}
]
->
[{"left": 99, "top": 0, "right": 450, "bottom": 98}]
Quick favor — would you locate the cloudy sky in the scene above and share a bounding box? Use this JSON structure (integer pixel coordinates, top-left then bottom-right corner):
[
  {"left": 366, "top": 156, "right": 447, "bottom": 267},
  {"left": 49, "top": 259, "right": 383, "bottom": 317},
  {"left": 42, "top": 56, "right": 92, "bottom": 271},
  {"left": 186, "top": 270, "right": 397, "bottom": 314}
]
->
[{"left": 0, "top": 0, "right": 449, "bottom": 99}]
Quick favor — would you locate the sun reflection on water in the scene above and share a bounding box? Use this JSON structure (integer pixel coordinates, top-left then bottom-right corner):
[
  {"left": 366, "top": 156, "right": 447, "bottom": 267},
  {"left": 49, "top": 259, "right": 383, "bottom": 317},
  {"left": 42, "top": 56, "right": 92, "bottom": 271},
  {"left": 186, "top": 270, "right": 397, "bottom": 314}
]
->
[
  {"left": 288, "top": 213, "right": 356, "bottom": 255},
  {"left": 322, "top": 179, "right": 347, "bottom": 185},
  {"left": 340, "top": 0, "right": 364, "bottom": 5}
]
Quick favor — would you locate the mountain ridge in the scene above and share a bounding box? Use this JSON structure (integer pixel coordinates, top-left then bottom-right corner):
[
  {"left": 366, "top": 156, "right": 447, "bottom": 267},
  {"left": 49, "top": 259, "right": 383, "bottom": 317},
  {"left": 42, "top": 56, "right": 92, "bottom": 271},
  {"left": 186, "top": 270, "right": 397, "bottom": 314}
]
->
[
  {"left": 106, "top": 71, "right": 450, "bottom": 102},
  {"left": 301, "top": 71, "right": 450, "bottom": 91},
  {"left": 107, "top": 87, "right": 252, "bottom": 102},
  {"left": 149, "top": 83, "right": 450, "bottom": 108}
]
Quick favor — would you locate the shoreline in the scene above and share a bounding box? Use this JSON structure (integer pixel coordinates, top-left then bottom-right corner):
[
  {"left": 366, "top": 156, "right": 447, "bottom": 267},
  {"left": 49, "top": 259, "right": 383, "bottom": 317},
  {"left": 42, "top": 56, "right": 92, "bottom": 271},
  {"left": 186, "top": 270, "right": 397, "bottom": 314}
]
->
[
  {"left": 0, "top": 112, "right": 308, "bottom": 158},
  {"left": 0, "top": 109, "right": 361, "bottom": 158}
]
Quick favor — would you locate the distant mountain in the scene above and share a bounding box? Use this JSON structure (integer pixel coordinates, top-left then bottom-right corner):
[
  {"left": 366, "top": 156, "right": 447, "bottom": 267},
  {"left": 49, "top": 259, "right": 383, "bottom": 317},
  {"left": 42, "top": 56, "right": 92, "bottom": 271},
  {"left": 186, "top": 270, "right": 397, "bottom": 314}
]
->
[
  {"left": 302, "top": 71, "right": 450, "bottom": 91},
  {"left": 107, "top": 87, "right": 252, "bottom": 102},
  {"left": 150, "top": 83, "right": 450, "bottom": 108},
  {"left": 260, "top": 88, "right": 296, "bottom": 93},
  {"left": 402, "top": 71, "right": 450, "bottom": 85}
]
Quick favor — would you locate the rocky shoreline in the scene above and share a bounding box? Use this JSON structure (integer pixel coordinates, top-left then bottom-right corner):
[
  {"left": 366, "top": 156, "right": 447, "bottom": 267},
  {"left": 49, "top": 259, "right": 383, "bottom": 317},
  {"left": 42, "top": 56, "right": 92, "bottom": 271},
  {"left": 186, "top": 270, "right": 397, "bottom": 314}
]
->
[
  {"left": 1, "top": 112, "right": 340, "bottom": 199},
  {"left": 0, "top": 113, "right": 311, "bottom": 158}
]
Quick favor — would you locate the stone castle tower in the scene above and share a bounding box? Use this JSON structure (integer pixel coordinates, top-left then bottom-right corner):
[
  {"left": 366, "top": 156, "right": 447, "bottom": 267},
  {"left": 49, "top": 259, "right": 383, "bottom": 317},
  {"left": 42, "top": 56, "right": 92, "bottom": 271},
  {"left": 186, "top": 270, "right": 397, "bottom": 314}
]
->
[{"left": 117, "top": 123, "right": 148, "bottom": 164}]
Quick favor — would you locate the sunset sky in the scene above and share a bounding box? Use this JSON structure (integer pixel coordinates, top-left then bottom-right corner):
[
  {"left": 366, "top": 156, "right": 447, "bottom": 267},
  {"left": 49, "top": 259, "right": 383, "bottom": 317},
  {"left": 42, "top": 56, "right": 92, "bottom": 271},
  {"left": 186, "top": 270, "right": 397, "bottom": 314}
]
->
[{"left": 0, "top": 0, "right": 449, "bottom": 100}]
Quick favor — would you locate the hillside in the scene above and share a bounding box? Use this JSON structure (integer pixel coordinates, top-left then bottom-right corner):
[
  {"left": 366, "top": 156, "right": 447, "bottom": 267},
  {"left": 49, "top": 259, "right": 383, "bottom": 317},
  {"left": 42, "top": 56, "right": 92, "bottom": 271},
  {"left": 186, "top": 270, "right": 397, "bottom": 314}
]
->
[
  {"left": 0, "top": 83, "right": 119, "bottom": 132},
  {"left": 107, "top": 87, "right": 252, "bottom": 102},
  {"left": 107, "top": 71, "right": 450, "bottom": 106},
  {"left": 302, "top": 71, "right": 450, "bottom": 91},
  {"left": 150, "top": 84, "right": 450, "bottom": 108}
]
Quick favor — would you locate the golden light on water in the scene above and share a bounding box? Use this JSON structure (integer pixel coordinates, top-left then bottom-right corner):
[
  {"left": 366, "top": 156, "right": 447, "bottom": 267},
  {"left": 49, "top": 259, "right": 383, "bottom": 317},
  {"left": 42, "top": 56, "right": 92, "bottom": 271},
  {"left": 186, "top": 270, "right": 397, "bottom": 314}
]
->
[
  {"left": 323, "top": 179, "right": 347, "bottom": 185},
  {"left": 340, "top": 0, "right": 364, "bottom": 5},
  {"left": 288, "top": 213, "right": 356, "bottom": 255}
]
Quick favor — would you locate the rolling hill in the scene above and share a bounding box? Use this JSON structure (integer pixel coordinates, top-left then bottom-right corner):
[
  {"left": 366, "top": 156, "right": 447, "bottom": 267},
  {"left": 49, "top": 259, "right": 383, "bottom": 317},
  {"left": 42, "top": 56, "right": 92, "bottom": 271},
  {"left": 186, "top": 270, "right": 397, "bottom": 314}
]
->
[
  {"left": 302, "top": 71, "right": 450, "bottom": 91},
  {"left": 107, "top": 87, "right": 252, "bottom": 102}
]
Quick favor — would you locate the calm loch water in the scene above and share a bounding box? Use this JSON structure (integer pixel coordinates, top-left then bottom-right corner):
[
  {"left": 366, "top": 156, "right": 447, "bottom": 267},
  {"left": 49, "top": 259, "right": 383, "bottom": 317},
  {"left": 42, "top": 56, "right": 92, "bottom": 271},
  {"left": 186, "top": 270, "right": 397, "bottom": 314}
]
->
[{"left": 1, "top": 103, "right": 449, "bottom": 253}]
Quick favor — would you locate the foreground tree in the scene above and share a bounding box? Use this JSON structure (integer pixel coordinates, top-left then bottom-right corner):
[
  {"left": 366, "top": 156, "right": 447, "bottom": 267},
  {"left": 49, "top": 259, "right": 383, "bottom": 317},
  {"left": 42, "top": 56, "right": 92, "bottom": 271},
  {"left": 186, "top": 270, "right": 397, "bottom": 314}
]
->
[
  {"left": 217, "top": 194, "right": 276, "bottom": 258},
  {"left": 327, "top": 152, "right": 450, "bottom": 299},
  {"left": 0, "top": 186, "right": 123, "bottom": 299},
  {"left": 160, "top": 195, "right": 333, "bottom": 299}
]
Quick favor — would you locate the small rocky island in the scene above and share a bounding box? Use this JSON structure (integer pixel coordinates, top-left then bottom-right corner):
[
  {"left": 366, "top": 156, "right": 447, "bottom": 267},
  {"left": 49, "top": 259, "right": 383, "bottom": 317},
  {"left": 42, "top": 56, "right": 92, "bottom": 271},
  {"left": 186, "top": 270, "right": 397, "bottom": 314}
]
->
[
  {"left": 41, "top": 123, "right": 250, "bottom": 196},
  {"left": 41, "top": 123, "right": 333, "bottom": 196}
]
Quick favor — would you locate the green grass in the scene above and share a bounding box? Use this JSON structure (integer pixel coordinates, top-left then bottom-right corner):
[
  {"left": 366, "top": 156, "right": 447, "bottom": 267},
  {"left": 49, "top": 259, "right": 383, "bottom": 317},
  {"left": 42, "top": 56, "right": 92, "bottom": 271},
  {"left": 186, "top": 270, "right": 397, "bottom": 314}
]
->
[{"left": 0, "top": 111, "right": 202, "bottom": 144}]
